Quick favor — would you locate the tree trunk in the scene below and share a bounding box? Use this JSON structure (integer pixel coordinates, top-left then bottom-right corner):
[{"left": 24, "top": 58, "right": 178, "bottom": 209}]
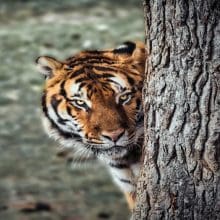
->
[{"left": 133, "top": 0, "right": 220, "bottom": 219}]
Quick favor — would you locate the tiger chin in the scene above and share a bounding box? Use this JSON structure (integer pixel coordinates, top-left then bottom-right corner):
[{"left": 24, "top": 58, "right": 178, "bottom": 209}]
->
[{"left": 36, "top": 41, "right": 146, "bottom": 210}]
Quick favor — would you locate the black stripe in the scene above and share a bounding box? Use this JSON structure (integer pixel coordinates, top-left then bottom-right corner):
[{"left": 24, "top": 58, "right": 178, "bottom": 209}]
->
[
  {"left": 66, "top": 106, "right": 72, "bottom": 116},
  {"left": 69, "top": 132, "right": 82, "bottom": 139},
  {"left": 60, "top": 81, "right": 67, "bottom": 98},
  {"left": 51, "top": 95, "right": 69, "bottom": 125},
  {"left": 41, "top": 91, "right": 48, "bottom": 117},
  {"left": 86, "top": 73, "right": 114, "bottom": 79},
  {"left": 69, "top": 59, "right": 114, "bottom": 67},
  {"left": 86, "top": 59, "right": 114, "bottom": 64},
  {"left": 69, "top": 57, "right": 114, "bottom": 67},
  {"left": 132, "top": 88, "right": 137, "bottom": 94},
  {"left": 100, "top": 83, "right": 114, "bottom": 91},
  {"left": 41, "top": 92, "right": 82, "bottom": 140},
  {"left": 75, "top": 73, "right": 114, "bottom": 84},
  {"left": 70, "top": 68, "right": 85, "bottom": 78},
  {"left": 87, "top": 84, "right": 92, "bottom": 91},
  {"left": 119, "top": 178, "right": 132, "bottom": 184},
  {"left": 93, "top": 66, "right": 116, "bottom": 72},
  {"left": 106, "top": 79, "right": 121, "bottom": 86},
  {"left": 75, "top": 77, "right": 89, "bottom": 83},
  {"left": 126, "top": 75, "right": 135, "bottom": 85},
  {"left": 101, "top": 73, "right": 114, "bottom": 78},
  {"left": 136, "top": 98, "right": 141, "bottom": 111},
  {"left": 71, "top": 94, "right": 80, "bottom": 98},
  {"left": 78, "top": 82, "right": 87, "bottom": 90},
  {"left": 109, "top": 163, "right": 129, "bottom": 169}
]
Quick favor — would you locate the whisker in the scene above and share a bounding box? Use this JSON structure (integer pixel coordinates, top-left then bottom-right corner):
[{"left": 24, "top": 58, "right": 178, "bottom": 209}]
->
[{"left": 71, "top": 147, "right": 91, "bottom": 168}]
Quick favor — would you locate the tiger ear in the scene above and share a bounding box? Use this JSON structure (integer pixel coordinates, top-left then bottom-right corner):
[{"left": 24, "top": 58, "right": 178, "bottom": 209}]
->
[
  {"left": 36, "top": 56, "right": 64, "bottom": 78},
  {"left": 114, "top": 41, "right": 146, "bottom": 73},
  {"left": 114, "top": 41, "right": 145, "bottom": 55},
  {"left": 113, "top": 41, "right": 137, "bottom": 54},
  {"left": 114, "top": 41, "right": 146, "bottom": 62}
]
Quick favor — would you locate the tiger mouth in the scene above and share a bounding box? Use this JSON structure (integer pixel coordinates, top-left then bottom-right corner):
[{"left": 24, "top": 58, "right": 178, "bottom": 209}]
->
[
  {"left": 88, "top": 143, "right": 142, "bottom": 162},
  {"left": 88, "top": 144, "right": 126, "bottom": 152},
  {"left": 99, "top": 145, "right": 127, "bottom": 152},
  {"left": 88, "top": 144, "right": 138, "bottom": 155}
]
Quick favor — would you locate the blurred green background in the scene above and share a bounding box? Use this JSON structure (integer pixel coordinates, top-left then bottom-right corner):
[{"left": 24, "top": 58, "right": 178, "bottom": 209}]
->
[{"left": 0, "top": 0, "right": 144, "bottom": 219}]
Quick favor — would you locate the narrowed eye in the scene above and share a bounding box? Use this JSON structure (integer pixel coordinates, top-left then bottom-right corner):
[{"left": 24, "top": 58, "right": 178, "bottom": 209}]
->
[
  {"left": 118, "top": 93, "right": 132, "bottom": 104},
  {"left": 71, "top": 99, "right": 88, "bottom": 110}
]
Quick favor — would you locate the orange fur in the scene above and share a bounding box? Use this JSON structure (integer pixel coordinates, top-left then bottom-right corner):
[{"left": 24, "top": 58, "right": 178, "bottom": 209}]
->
[
  {"left": 37, "top": 41, "right": 146, "bottom": 210},
  {"left": 124, "top": 192, "right": 136, "bottom": 210}
]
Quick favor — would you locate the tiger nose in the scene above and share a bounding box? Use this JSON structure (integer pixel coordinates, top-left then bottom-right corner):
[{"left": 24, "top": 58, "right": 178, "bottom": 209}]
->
[{"left": 102, "top": 128, "right": 125, "bottom": 142}]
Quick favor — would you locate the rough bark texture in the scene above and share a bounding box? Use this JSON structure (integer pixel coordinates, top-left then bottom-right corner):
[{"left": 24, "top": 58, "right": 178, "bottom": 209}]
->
[{"left": 133, "top": 0, "right": 220, "bottom": 219}]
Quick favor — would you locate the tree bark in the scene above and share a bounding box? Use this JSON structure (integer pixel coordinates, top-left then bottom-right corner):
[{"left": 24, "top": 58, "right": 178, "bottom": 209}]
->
[{"left": 133, "top": 0, "right": 220, "bottom": 219}]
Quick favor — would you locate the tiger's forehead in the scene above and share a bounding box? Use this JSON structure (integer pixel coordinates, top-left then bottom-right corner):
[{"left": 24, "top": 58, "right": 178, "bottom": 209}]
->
[
  {"left": 45, "top": 48, "right": 144, "bottom": 101},
  {"left": 63, "top": 60, "right": 134, "bottom": 95},
  {"left": 65, "top": 73, "right": 131, "bottom": 99}
]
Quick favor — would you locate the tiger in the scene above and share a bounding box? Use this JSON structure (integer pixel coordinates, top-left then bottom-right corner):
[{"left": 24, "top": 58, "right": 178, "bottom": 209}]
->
[{"left": 36, "top": 41, "right": 146, "bottom": 210}]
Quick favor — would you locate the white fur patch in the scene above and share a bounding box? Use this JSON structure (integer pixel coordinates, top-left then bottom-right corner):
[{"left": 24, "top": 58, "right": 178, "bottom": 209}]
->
[
  {"left": 108, "top": 166, "right": 136, "bottom": 193},
  {"left": 70, "top": 83, "right": 80, "bottom": 94},
  {"left": 111, "top": 76, "right": 128, "bottom": 89}
]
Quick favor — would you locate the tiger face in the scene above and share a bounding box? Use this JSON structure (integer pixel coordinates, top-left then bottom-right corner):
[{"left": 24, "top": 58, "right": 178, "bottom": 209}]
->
[{"left": 37, "top": 42, "right": 145, "bottom": 160}]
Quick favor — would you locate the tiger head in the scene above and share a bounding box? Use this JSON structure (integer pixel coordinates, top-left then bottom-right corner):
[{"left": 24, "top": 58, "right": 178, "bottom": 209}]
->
[{"left": 37, "top": 42, "right": 146, "bottom": 159}]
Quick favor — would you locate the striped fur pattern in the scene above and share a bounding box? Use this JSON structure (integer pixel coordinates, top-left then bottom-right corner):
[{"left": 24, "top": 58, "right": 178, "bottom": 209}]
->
[{"left": 36, "top": 41, "right": 146, "bottom": 209}]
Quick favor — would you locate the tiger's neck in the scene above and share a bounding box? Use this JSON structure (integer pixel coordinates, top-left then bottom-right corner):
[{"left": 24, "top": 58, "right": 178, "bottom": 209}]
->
[
  {"left": 97, "top": 146, "right": 142, "bottom": 193},
  {"left": 97, "top": 145, "right": 142, "bottom": 167}
]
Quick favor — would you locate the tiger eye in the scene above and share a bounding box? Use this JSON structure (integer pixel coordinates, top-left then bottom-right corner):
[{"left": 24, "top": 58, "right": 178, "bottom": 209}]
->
[
  {"left": 120, "top": 94, "right": 129, "bottom": 101},
  {"left": 118, "top": 93, "right": 132, "bottom": 105},
  {"left": 76, "top": 100, "right": 85, "bottom": 106},
  {"left": 71, "top": 99, "right": 89, "bottom": 111}
]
